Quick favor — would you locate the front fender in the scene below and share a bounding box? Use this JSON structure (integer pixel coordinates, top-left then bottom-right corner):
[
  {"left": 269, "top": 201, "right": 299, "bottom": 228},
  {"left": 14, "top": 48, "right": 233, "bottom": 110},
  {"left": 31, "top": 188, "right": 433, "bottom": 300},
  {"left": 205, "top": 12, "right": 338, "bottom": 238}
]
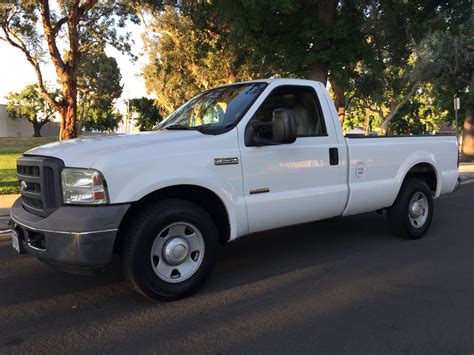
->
[{"left": 108, "top": 163, "right": 247, "bottom": 240}]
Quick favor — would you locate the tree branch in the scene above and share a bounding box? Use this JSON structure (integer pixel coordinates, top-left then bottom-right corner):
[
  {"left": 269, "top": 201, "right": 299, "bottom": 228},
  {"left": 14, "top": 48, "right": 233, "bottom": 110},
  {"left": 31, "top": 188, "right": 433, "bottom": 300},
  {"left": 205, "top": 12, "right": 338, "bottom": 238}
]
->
[
  {"left": 362, "top": 104, "right": 384, "bottom": 118},
  {"left": 1, "top": 20, "right": 62, "bottom": 111},
  {"left": 381, "top": 82, "right": 419, "bottom": 132},
  {"left": 77, "top": 0, "right": 97, "bottom": 19},
  {"left": 38, "top": 0, "right": 66, "bottom": 74},
  {"left": 52, "top": 16, "right": 68, "bottom": 37}
]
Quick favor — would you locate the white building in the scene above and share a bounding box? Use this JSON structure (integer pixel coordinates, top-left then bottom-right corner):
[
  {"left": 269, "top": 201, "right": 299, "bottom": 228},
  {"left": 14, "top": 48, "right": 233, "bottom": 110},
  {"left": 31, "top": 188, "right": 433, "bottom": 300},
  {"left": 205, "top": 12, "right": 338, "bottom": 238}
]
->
[{"left": 0, "top": 104, "right": 59, "bottom": 137}]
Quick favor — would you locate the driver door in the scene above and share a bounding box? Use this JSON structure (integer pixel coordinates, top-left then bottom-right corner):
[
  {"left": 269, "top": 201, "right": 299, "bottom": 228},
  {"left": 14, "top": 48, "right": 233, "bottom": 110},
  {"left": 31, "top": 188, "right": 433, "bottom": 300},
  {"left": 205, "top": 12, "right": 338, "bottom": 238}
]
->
[{"left": 239, "top": 84, "right": 346, "bottom": 233}]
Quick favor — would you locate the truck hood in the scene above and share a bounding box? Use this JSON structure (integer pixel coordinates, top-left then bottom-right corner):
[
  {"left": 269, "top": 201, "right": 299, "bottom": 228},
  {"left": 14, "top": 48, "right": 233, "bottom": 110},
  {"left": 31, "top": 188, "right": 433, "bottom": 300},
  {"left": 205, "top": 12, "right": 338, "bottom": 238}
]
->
[{"left": 25, "top": 130, "right": 206, "bottom": 167}]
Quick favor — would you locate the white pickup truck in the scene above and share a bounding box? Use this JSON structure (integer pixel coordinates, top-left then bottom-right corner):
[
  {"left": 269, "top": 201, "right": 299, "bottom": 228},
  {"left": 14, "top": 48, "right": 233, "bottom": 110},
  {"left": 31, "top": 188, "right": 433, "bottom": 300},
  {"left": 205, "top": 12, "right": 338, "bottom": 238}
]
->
[{"left": 9, "top": 79, "right": 459, "bottom": 300}]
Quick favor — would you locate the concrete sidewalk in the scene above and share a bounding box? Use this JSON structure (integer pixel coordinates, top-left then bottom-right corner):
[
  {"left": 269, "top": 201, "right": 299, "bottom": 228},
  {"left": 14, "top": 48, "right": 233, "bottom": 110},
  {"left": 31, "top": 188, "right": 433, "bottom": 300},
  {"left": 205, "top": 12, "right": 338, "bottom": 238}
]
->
[
  {"left": 1, "top": 163, "right": 474, "bottom": 216},
  {"left": 459, "top": 162, "right": 474, "bottom": 182},
  {"left": 0, "top": 194, "right": 18, "bottom": 217}
]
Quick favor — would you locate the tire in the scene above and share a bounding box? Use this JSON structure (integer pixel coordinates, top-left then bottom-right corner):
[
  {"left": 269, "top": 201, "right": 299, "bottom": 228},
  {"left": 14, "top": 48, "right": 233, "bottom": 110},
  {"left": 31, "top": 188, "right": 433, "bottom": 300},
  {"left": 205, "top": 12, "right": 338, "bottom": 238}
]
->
[
  {"left": 387, "top": 178, "right": 434, "bottom": 239},
  {"left": 122, "top": 199, "right": 218, "bottom": 301}
]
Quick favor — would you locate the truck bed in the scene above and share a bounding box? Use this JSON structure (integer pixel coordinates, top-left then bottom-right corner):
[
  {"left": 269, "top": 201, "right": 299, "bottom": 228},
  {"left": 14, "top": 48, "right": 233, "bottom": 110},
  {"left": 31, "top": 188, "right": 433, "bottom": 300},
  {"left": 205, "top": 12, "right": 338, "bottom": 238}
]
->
[{"left": 342, "top": 135, "right": 459, "bottom": 216}]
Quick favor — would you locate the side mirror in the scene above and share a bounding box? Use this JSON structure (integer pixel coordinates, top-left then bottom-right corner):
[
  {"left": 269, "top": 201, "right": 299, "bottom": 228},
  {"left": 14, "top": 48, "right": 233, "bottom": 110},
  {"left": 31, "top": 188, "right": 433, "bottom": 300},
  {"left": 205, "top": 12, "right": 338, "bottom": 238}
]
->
[{"left": 245, "top": 108, "right": 297, "bottom": 146}]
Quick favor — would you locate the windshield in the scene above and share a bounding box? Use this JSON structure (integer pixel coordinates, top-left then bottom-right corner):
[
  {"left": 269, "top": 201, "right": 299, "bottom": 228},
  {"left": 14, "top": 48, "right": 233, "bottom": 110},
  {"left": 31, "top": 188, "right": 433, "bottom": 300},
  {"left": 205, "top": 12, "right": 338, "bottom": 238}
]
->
[{"left": 156, "top": 82, "right": 268, "bottom": 133}]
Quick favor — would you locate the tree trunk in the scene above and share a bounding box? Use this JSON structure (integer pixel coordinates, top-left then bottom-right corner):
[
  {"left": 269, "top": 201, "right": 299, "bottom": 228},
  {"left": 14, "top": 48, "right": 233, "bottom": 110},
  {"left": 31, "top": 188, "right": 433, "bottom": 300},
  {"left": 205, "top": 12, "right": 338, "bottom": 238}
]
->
[
  {"left": 461, "top": 108, "right": 474, "bottom": 162},
  {"left": 460, "top": 72, "right": 474, "bottom": 162},
  {"left": 309, "top": 62, "right": 329, "bottom": 85},
  {"left": 330, "top": 79, "right": 346, "bottom": 126},
  {"left": 365, "top": 108, "right": 370, "bottom": 135},
  {"left": 307, "top": 0, "right": 337, "bottom": 86},
  {"left": 59, "top": 68, "right": 78, "bottom": 140},
  {"left": 317, "top": 0, "right": 337, "bottom": 24},
  {"left": 32, "top": 122, "right": 42, "bottom": 137},
  {"left": 60, "top": 105, "right": 77, "bottom": 140}
]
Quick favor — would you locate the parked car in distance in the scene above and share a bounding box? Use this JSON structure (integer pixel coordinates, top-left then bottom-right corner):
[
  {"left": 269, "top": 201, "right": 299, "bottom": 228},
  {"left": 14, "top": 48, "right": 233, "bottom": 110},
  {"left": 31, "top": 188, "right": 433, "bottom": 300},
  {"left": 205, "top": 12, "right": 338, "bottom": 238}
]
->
[{"left": 9, "top": 79, "right": 460, "bottom": 300}]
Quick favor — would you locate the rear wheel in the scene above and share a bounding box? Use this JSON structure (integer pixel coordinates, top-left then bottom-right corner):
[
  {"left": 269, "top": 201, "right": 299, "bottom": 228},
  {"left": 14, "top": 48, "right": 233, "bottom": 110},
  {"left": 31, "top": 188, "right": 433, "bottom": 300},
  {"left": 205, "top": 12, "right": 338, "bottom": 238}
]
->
[
  {"left": 387, "top": 179, "right": 434, "bottom": 239},
  {"left": 122, "top": 199, "right": 218, "bottom": 301}
]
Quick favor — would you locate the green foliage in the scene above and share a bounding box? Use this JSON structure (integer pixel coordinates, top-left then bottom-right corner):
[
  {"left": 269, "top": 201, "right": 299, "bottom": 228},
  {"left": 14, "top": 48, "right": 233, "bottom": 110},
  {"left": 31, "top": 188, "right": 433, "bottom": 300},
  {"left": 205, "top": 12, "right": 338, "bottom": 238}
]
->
[
  {"left": 84, "top": 107, "right": 122, "bottom": 132},
  {"left": 389, "top": 84, "right": 448, "bottom": 135},
  {"left": 140, "top": 0, "right": 471, "bottom": 135},
  {"left": 0, "top": 1, "right": 139, "bottom": 63},
  {"left": 347, "top": 0, "right": 471, "bottom": 132},
  {"left": 78, "top": 50, "right": 123, "bottom": 112},
  {"left": 129, "top": 97, "right": 162, "bottom": 131},
  {"left": 427, "top": 14, "right": 474, "bottom": 128},
  {"left": 77, "top": 50, "right": 123, "bottom": 132},
  {"left": 75, "top": 2, "right": 140, "bottom": 57},
  {"left": 203, "top": 0, "right": 367, "bottom": 80},
  {"left": 5, "top": 84, "right": 60, "bottom": 137},
  {"left": 142, "top": 7, "right": 253, "bottom": 116}
]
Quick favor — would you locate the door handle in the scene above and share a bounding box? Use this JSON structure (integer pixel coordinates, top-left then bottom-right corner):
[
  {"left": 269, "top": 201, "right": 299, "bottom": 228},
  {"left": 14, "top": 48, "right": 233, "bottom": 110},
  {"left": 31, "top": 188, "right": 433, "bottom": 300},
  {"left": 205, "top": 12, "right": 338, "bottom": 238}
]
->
[{"left": 329, "top": 147, "right": 339, "bottom": 165}]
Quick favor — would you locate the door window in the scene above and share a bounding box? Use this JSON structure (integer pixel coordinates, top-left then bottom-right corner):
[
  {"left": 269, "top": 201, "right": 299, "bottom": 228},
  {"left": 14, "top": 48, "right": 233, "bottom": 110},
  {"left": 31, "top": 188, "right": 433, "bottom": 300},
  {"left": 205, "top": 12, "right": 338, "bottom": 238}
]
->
[{"left": 252, "top": 85, "right": 327, "bottom": 138}]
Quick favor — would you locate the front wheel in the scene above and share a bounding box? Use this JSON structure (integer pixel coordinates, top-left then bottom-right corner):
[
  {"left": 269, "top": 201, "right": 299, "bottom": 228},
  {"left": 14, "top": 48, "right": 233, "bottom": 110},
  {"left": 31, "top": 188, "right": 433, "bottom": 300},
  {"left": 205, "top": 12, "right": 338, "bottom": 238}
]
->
[
  {"left": 122, "top": 199, "right": 218, "bottom": 301},
  {"left": 387, "top": 179, "right": 434, "bottom": 239}
]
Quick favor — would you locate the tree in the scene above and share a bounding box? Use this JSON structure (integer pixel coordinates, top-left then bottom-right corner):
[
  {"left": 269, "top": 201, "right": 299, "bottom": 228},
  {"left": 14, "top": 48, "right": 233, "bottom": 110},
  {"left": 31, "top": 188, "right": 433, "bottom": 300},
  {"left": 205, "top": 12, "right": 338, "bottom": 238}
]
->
[
  {"left": 83, "top": 107, "right": 122, "bottom": 132},
  {"left": 188, "top": 0, "right": 368, "bottom": 124},
  {"left": 348, "top": 0, "right": 471, "bottom": 134},
  {"left": 77, "top": 50, "right": 123, "bottom": 132},
  {"left": 388, "top": 84, "right": 448, "bottom": 135},
  {"left": 141, "top": 1, "right": 367, "bottom": 116},
  {"left": 129, "top": 97, "right": 162, "bottom": 131},
  {"left": 0, "top": 1, "right": 137, "bottom": 140},
  {"left": 139, "top": 0, "right": 471, "bottom": 138},
  {"left": 6, "top": 84, "right": 60, "bottom": 137},
  {"left": 141, "top": 6, "right": 250, "bottom": 117},
  {"left": 428, "top": 13, "right": 473, "bottom": 161}
]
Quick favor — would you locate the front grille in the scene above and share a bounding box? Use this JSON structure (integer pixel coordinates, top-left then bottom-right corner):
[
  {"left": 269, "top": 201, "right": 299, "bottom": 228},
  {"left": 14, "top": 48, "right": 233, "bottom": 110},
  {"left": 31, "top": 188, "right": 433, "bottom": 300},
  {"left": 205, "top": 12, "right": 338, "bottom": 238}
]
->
[
  {"left": 17, "top": 165, "right": 40, "bottom": 177},
  {"left": 17, "top": 156, "right": 64, "bottom": 217},
  {"left": 22, "top": 196, "right": 44, "bottom": 210}
]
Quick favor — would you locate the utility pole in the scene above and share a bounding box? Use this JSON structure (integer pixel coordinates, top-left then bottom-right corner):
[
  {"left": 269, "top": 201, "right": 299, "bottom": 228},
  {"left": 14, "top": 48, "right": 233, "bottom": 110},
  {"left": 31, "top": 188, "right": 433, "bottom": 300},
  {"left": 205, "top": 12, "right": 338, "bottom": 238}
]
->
[
  {"left": 454, "top": 96, "right": 460, "bottom": 140},
  {"left": 454, "top": 96, "right": 461, "bottom": 158},
  {"left": 365, "top": 108, "right": 370, "bottom": 136},
  {"left": 126, "top": 90, "right": 130, "bottom": 134}
]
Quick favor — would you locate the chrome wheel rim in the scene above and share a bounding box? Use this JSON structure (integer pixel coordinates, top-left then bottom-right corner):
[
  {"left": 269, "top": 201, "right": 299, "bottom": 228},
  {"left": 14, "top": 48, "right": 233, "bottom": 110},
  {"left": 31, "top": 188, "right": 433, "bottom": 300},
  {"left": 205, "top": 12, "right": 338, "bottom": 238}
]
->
[
  {"left": 150, "top": 222, "right": 205, "bottom": 283},
  {"left": 408, "top": 191, "right": 429, "bottom": 228}
]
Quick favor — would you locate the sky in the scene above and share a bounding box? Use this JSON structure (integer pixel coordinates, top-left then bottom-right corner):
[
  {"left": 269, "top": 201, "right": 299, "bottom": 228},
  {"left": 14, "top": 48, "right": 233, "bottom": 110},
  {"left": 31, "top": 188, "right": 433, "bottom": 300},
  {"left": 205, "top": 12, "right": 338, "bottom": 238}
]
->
[{"left": 0, "top": 22, "right": 149, "bottom": 114}]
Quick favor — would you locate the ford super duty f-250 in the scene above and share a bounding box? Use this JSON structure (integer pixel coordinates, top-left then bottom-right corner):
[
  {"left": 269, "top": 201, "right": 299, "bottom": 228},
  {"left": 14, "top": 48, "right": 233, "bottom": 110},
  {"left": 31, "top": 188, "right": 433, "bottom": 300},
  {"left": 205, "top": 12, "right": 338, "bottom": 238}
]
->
[{"left": 8, "top": 79, "right": 460, "bottom": 300}]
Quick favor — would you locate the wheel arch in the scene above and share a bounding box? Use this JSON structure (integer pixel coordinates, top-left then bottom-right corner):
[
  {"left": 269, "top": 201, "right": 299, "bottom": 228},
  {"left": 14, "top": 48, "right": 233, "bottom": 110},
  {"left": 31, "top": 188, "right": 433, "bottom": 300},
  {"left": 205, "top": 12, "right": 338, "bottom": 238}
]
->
[
  {"left": 400, "top": 162, "right": 439, "bottom": 197},
  {"left": 114, "top": 184, "right": 232, "bottom": 253}
]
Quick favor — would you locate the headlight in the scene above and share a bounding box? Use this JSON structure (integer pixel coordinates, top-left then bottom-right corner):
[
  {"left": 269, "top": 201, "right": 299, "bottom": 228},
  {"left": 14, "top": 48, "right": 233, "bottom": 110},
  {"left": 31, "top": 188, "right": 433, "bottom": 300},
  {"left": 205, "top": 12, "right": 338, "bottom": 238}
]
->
[{"left": 61, "top": 168, "right": 108, "bottom": 205}]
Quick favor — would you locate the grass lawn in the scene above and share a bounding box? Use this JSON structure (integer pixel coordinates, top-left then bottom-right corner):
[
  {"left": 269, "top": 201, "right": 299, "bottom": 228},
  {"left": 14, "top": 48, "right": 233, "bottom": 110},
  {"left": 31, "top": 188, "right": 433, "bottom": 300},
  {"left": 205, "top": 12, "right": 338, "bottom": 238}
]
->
[{"left": 0, "top": 137, "right": 57, "bottom": 194}]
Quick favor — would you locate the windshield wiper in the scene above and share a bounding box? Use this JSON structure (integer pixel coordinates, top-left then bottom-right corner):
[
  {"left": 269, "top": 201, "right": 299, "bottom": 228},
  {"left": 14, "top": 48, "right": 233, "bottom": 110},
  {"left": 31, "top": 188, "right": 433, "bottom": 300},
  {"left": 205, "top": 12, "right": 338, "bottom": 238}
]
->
[{"left": 164, "top": 125, "right": 198, "bottom": 130}]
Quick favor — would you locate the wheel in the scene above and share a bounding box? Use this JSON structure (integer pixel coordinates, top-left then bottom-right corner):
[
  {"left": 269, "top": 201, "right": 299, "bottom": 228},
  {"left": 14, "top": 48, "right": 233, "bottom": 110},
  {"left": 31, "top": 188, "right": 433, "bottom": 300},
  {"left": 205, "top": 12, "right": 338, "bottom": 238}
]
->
[
  {"left": 387, "top": 179, "right": 434, "bottom": 239},
  {"left": 122, "top": 199, "right": 218, "bottom": 301}
]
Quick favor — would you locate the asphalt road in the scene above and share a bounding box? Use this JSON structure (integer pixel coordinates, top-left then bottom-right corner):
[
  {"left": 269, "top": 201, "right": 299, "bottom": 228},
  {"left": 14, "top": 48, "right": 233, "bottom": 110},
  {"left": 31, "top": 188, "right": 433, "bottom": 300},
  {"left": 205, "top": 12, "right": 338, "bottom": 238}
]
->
[{"left": 1, "top": 182, "right": 473, "bottom": 354}]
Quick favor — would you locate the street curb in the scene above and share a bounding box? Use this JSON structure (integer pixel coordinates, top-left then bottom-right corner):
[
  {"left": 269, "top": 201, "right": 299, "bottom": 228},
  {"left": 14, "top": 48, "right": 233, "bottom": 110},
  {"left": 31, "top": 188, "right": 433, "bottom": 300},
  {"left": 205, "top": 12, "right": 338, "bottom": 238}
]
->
[{"left": 460, "top": 172, "right": 474, "bottom": 183}]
